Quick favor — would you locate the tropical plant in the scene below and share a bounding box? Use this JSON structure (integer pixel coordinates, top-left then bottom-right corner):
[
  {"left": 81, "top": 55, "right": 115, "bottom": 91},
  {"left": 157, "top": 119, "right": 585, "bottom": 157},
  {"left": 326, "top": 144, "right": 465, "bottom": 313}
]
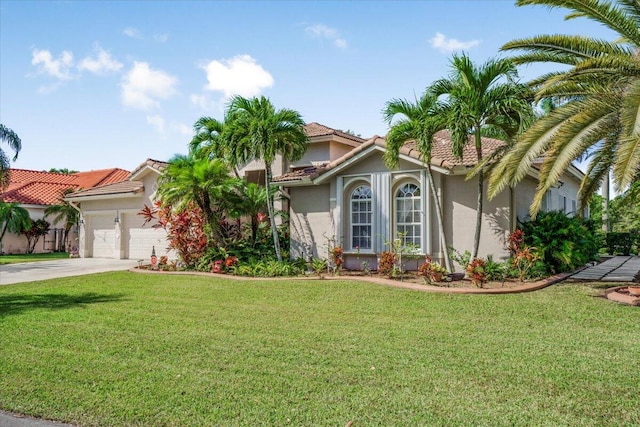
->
[
  {"left": 139, "top": 201, "right": 209, "bottom": 268},
  {"left": 417, "top": 256, "right": 447, "bottom": 284},
  {"left": 157, "top": 154, "right": 240, "bottom": 244},
  {"left": 489, "top": 0, "right": 640, "bottom": 216},
  {"left": 21, "top": 218, "right": 50, "bottom": 254},
  {"left": 226, "top": 95, "right": 309, "bottom": 262},
  {"left": 189, "top": 113, "right": 246, "bottom": 177},
  {"left": 228, "top": 181, "right": 269, "bottom": 246},
  {"left": 382, "top": 93, "right": 453, "bottom": 272},
  {"left": 428, "top": 53, "right": 534, "bottom": 259},
  {"left": 0, "top": 201, "right": 31, "bottom": 253},
  {"left": 377, "top": 251, "right": 398, "bottom": 277},
  {"left": 0, "top": 124, "right": 22, "bottom": 190},
  {"left": 519, "top": 210, "right": 600, "bottom": 274},
  {"left": 466, "top": 257, "right": 488, "bottom": 287},
  {"left": 44, "top": 188, "right": 78, "bottom": 251}
]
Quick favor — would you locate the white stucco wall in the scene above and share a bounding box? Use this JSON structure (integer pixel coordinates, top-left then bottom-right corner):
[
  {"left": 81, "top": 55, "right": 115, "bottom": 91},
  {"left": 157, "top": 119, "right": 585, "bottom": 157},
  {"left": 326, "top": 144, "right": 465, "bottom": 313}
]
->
[{"left": 289, "top": 184, "right": 333, "bottom": 260}]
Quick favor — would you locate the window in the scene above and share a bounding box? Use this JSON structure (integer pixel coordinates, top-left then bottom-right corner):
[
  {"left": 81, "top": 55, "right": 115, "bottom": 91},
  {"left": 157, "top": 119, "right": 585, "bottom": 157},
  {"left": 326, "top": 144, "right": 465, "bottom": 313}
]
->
[
  {"left": 559, "top": 195, "right": 567, "bottom": 213},
  {"left": 395, "top": 183, "right": 421, "bottom": 247},
  {"left": 351, "top": 185, "right": 372, "bottom": 250}
]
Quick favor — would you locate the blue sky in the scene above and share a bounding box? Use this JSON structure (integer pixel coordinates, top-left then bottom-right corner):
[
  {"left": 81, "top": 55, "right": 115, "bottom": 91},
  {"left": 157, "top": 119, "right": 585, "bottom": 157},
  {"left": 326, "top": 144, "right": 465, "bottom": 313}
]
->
[{"left": 1, "top": 1, "right": 613, "bottom": 173}]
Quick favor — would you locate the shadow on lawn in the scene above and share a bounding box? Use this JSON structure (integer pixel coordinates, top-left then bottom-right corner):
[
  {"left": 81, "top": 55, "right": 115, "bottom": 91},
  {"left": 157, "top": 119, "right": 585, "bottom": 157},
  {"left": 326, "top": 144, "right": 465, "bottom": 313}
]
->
[{"left": 0, "top": 292, "right": 126, "bottom": 318}]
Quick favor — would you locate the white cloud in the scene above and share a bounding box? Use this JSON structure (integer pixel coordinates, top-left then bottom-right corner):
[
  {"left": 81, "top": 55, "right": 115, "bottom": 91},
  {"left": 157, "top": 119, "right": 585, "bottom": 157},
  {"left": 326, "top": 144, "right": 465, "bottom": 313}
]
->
[
  {"left": 146, "top": 115, "right": 166, "bottom": 133},
  {"left": 31, "top": 49, "right": 75, "bottom": 80},
  {"left": 121, "top": 61, "right": 178, "bottom": 110},
  {"left": 171, "top": 122, "right": 192, "bottom": 136},
  {"left": 305, "top": 24, "right": 347, "bottom": 49},
  {"left": 154, "top": 33, "right": 169, "bottom": 43},
  {"left": 146, "top": 115, "right": 192, "bottom": 137},
  {"left": 430, "top": 32, "right": 480, "bottom": 53},
  {"left": 201, "top": 55, "right": 273, "bottom": 99},
  {"left": 78, "top": 46, "right": 123, "bottom": 75},
  {"left": 123, "top": 27, "right": 142, "bottom": 39}
]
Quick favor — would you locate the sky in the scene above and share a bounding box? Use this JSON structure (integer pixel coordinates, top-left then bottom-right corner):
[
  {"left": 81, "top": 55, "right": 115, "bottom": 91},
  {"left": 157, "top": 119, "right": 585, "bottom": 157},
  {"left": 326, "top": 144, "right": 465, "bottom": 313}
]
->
[{"left": 0, "top": 1, "right": 615, "bottom": 173}]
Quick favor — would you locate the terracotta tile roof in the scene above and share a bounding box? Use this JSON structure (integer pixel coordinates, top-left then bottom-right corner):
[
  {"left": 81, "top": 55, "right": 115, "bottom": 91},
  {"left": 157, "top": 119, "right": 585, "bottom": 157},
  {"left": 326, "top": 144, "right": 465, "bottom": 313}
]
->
[
  {"left": 304, "top": 122, "right": 366, "bottom": 144},
  {"left": 65, "top": 180, "right": 145, "bottom": 199},
  {"left": 128, "top": 158, "right": 168, "bottom": 179},
  {"left": 273, "top": 130, "right": 506, "bottom": 184},
  {"left": 1, "top": 168, "right": 130, "bottom": 206}
]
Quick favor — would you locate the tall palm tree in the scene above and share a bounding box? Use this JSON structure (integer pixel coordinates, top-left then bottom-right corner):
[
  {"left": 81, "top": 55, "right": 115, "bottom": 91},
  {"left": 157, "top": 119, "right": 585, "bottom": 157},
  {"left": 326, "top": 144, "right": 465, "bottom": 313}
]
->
[
  {"left": 383, "top": 93, "right": 453, "bottom": 273},
  {"left": 157, "top": 154, "right": 240, "bottom": 244},
  {"left": 44, "top": 188, "right": 79, "bottom": 251},
  {"left": 429, "top": 54, "right": 533, "bottom": 259},
  {"left": 189, "top": 113, "right": 246, "bottom": 178},
  {"left": 226, "top": 95, "right": 309, "bottom": 262},
  {"left": 489, "top": 0, "right": 640, "bottom": 215},
  {"left": 0, "top": 124, "right": 22, "bottom": 190},
  {"left": 0, "top": 201, "right": 31, "bottom": 253}
]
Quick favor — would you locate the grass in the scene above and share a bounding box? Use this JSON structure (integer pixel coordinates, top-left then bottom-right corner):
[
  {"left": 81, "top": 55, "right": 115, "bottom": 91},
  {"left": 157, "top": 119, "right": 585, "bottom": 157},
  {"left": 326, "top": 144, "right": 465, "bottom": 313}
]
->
[
  {"left": 0, "top": 252, "right": 69, "bottom": 264},
  {"left": 0, "top": 272, "right": 638, "bottom": 426}
]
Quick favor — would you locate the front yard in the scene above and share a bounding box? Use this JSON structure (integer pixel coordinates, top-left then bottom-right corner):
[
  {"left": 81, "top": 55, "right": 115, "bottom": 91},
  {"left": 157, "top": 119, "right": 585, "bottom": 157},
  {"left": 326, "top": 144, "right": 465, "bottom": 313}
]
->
[
  {"left": 0, "top": 272, "right": 638, "bottom": 426},
  {"left": 0, "top": 252, "right": 69, "bottom": 264}
]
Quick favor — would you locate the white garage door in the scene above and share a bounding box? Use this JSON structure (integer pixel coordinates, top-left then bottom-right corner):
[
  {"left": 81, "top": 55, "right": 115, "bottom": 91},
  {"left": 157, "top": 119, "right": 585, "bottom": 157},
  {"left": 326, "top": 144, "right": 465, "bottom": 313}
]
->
[
  {"left": 127, "top": 228, "right": 167, "bottom": 260},
  {"left": 91, "top": 215, "right": 116, "bottom": 258},
  {"left": 123, "top": 213, "right": 169, "bottom": 260}
]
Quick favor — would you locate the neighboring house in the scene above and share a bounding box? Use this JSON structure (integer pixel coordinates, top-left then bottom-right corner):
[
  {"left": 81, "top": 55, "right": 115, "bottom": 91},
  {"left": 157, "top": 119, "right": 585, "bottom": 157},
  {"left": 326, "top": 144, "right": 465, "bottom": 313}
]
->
[
  {"left": 273, "top": 130, "right": 584, "bottom": 270},
  {"left": 64, "top": 159, "right": 171, "bottom": 260},
  {"left": 0, "top": 168, "right": 129, "bottom": 254}
]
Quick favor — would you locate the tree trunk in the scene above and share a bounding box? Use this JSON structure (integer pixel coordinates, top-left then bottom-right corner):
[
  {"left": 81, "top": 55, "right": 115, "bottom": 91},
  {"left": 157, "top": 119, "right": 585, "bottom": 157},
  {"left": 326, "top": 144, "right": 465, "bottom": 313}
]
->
[
  {"left": 426, "top": 166, "right": 453, "bottom": 273},
  {"left": 602, "top": 171, "right": 610, "bottom": 233},
  {"left": 473, "top": 131, "right": 483, "bottom": 260},
  {"left": 265, "top": 165, "right": 283, "bottom": 262}
]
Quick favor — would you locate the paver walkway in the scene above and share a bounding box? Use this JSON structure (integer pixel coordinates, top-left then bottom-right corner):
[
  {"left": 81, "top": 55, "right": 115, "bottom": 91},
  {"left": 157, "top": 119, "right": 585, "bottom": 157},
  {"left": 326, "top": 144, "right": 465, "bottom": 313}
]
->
[{"left": 570, "top": 256, "right": 640, "bottom": 282}]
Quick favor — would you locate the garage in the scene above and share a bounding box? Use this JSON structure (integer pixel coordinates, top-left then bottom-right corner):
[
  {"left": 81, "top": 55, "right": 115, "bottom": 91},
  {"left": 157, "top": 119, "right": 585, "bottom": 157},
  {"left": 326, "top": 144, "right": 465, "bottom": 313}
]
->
[
  {"left": 90, "top": 215, "right": 117, "bottom": 258},
  {"left": 122, "top": 213, "right": 168, "bottom": 260}
]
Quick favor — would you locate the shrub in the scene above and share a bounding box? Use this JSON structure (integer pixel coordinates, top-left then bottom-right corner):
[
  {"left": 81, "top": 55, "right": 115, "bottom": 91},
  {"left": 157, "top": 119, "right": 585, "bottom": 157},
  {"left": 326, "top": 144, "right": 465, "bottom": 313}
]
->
[
  {"left": 485, "top": 255, "right": 507, "bottom": 281},
  {"left": 466, "top": 258, "right": 487, "bottom": 287},
  {"left": 605, "top": 232, "right": 634, "bottom": 255},
  {"left": 230, "top": 259, "right": 305, "bottom": 277},
  {"left": 417, "top": 256, "right": 447, "bottom": 284},
  {"left": 519, "top": 211, "right": 600, "bottom": 274},
  {"left": 377, "top": 251, "right": 398, "bottom": 277},
  {"left": 448, "top": 247, "right": 471, "bottom": 273}
]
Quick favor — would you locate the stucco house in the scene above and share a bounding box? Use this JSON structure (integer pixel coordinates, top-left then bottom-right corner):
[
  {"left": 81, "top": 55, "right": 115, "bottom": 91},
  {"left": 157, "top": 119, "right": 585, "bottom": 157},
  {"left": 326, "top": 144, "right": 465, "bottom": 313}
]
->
[
  {"left": 273, "top": 130, "right": 584, "bottom": 270},
  {"left": 64, "top": 123, "right": 583, "bottom": 268},
  {"left": 0, "top": 168, "right": 129, "bottom": 254},
  {"left": 64, "top": 159, "right": 171, "bottom": 260}
]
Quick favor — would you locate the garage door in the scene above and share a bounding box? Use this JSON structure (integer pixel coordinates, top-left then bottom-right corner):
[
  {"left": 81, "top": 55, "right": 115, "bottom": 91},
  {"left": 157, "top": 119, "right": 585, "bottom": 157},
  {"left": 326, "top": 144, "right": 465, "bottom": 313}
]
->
[
  {"left": 91, "top": 215, "right": 116, "bottom": 258},
  {"left": 123, "top": 214, "right": 168, "bottom": 260}
]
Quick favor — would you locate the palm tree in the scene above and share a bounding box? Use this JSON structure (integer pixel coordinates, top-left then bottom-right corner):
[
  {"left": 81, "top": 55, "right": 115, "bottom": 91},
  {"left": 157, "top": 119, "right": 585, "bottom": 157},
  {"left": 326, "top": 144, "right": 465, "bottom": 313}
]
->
[
  {"left": 489, "top": 0, "right": 640, "bottom": 216},
  {"left": 229, "top": 182, "right": 269, "bottom": 246},
  {"left": 0, "top": 201, "right": 31, "bottom": 253},
  {"left": 429, "top": 54, "right": 533, "bottom": 259},
  {"left": 0, "top": 124, "right": 22, "bottom": 190},
  {"left": 189, "top": 113, "right": 246, "bottom": 178},
  {"left": 226, "top": 95, "right": 309, "bottom": 262},
  {"left": 157, "top": 154, "right": 240, "bottom": 244},
  {"left": 382, "top": 93, "right": 453, "bottom": 273},
  {"left": 44, "top": 188, "right": 79, "bottom": 251}
]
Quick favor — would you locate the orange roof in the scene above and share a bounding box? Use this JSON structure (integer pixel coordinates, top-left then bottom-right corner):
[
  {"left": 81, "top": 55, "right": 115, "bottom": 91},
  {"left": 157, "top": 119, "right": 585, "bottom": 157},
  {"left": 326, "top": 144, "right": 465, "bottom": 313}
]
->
[
  {"left": 1, "top": 168, "right": 130, "bottom": 206},
  {"left": 304, "top": 122, "right": 366, "bottom": 144}
]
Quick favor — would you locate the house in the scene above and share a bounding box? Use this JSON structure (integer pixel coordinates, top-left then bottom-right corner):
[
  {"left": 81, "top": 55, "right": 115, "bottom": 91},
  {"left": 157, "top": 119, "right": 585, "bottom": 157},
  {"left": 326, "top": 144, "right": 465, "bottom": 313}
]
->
[
  {"left": 64, "top": 159, "right": 171, "bottom": 260},
  {"left": 273, "top": 130, "right": 584, "bottom": 270},
  {"left": 65, "top": 123, "right": 583, "bottom": 268},
  {"left": 0, "top": 168, "right": 129, "bottom": 254}
]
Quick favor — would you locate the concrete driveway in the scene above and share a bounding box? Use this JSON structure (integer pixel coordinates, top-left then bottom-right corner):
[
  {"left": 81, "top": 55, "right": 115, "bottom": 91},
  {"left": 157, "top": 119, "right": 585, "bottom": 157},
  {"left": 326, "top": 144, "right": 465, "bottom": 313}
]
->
[{"left": 0, "top": 258, "right": 139, "bottom": 285}]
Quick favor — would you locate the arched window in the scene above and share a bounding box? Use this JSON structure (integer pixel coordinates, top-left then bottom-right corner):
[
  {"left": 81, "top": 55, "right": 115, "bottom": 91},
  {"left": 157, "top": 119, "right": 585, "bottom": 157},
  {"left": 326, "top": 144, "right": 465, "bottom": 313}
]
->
[
  {"left": 395, "top": 183, "right": 421, "bottom": 247},
  {"left": 351, "top": 185, "right": 372, "bottom": 250}
]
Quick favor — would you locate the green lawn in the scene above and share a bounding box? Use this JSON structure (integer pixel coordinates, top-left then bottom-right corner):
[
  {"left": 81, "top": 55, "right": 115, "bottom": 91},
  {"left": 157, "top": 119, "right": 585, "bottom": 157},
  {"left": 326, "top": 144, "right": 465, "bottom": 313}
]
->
[
  {"left": 0, "top": 252, "right": 69, "bottom": 264},
  {"left": 0, "top": 272, "right": 638, "bottom": 426}
]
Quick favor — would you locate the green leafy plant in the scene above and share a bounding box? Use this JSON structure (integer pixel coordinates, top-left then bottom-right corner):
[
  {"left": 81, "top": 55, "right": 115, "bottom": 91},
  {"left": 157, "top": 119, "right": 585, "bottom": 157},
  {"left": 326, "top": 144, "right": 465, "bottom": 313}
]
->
[
  {"left": 448, "top": 247, "right": 471, "bottom": 274},
  {"left": 466, "top": 257, "right": 487, "bottom": 288},
  {"left": 519, "top": 211, "right": 600, "bottom": 274},
  {"left": 484, "top": 255, "right": 507, "bottom": 282},
  {"left": 310, "top": 258, "right": 327, "bottom": 279}
]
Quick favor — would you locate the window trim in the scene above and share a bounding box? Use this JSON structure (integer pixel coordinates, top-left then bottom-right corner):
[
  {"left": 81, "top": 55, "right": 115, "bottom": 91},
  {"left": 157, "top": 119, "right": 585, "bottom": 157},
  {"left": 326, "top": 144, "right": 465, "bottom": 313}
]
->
[
  {"left": 393, "top": 181, "right": 422, "bottom": 250},
  {"left": 348, "top": 183, "right": 373, "bottom": 251}
]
